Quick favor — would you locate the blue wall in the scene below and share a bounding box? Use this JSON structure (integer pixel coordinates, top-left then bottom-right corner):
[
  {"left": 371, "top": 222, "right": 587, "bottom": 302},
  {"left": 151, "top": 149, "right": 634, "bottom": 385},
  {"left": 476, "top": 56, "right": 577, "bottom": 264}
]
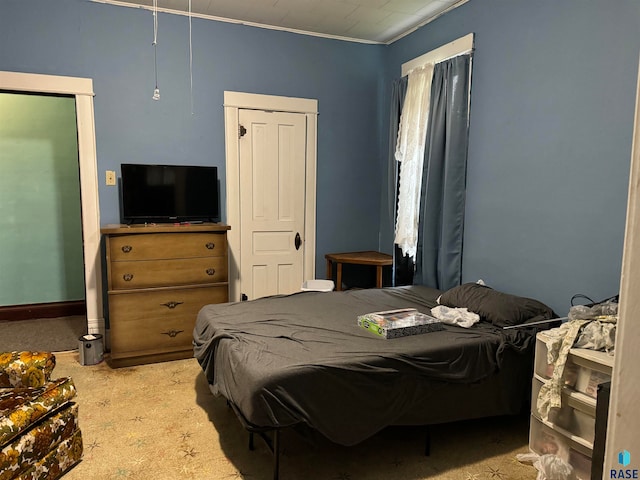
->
[
  {"left": 383, "top": 0, "right": 640, "bottom": 315},
  {"left": 0, "top": 0, "right": 385, "bottom": 275},
  {"left": 3, "top": 0, "right": 640, "bottom": 315}
]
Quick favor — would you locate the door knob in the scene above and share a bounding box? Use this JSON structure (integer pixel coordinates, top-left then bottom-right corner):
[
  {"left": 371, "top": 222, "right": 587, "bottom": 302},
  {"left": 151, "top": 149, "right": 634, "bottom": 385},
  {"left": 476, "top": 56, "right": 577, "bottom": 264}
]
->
[{"left": 295, "top": 232, "right": 302, "bottom": 250}]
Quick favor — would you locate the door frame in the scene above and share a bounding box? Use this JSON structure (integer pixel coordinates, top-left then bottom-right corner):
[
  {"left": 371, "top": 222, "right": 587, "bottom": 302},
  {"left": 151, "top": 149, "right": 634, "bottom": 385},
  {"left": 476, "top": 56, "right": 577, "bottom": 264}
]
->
[
  {"left": 604, "top": 55, "right": 640, "bottom": 467},
  {"left": 223, "top": 91, "right": 318, "bottom": 302},
  {"left": 0, "top": 70, "right": 103, "bottom": 333}
]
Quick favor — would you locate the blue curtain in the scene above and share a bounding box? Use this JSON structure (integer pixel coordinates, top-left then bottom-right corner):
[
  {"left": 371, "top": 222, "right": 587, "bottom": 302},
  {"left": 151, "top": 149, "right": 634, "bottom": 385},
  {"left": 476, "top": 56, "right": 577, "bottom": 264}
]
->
[
  {"left": 387, "top": 77, "right": 410, "bottom": 286},
  {"left": 413, "top": 54, "right": 471, "bottom": 290}
]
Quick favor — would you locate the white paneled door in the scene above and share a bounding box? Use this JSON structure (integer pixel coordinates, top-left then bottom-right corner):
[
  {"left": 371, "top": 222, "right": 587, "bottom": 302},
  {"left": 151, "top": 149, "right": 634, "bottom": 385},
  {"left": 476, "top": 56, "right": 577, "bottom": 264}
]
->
[{"left": 239, "top": 109, "right": 307, "bottom": 300}]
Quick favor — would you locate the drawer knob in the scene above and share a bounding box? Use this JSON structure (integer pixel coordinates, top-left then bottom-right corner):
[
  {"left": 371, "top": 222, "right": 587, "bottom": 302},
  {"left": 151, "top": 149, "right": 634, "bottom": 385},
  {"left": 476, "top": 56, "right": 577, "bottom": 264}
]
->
[
  {"left": 121, "top": 245, "right": 133, "bottom": 253},
  {"left": 123, "top": 273, "right": 134, "bottom": 282},
  {"left": 161, "top": 329, "right": 184, "bottom": 338},
  {"left": 161, "top": 301, "right": 184, "bottom": 309},
  {"left": 205, "top": 242, "right": 215, "bottom": 250},
  {"left": 206, "top": 268, "right": 216, "bottom": 276}
]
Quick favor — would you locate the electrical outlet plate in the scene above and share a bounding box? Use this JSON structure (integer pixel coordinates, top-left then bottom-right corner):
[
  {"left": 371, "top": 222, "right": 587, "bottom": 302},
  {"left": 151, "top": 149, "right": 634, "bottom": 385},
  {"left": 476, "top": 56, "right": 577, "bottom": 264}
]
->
[{"left": 106, "top": 170, "right": 116, "bottom": 186}]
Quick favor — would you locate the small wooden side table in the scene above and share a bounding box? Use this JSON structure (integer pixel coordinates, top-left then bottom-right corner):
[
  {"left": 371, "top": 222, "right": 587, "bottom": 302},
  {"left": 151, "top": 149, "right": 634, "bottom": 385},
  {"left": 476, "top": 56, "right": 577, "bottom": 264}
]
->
[{"left": 325, "top": 251, "right": 393, "bottom": 291}]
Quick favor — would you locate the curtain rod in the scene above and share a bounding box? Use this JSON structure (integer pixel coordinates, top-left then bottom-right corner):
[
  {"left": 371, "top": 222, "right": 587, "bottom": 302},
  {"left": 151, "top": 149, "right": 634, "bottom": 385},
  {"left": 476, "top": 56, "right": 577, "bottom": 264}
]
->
[{"left": 401, "top": 32, "right": 474, "bottom": 77}]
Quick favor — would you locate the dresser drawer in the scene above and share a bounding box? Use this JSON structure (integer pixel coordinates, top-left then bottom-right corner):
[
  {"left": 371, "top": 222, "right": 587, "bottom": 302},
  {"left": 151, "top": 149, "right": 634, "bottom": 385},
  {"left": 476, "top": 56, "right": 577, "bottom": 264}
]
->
[
  {"left": 108, "top": 285, "right": 228, "bottom": 353},
  {"left": 109, "top": 232, "right": 227, "bottom": 261},
  {"left": 529, "top": 414, "right": 593, "bottom": 476},
  {"left": 110, "top": 256, "right": 228, "bottom": 289},
  {"left": 534, "top": 332, "right": 613, "bottom": 393},
  {"left": 532, "top": 376, "right": 596, "bottom": 443}
]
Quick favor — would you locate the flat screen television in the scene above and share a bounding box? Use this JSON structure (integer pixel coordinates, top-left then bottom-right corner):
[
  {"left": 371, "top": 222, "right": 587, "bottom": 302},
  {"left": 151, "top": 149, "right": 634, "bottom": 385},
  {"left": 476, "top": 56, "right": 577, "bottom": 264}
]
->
[{"left": 120, "top": 163, "right": 219, "bottom": 224}]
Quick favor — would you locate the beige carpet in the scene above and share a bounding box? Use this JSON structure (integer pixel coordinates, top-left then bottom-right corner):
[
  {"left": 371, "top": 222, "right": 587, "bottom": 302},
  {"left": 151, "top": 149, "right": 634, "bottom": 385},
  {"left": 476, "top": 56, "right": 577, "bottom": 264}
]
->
[{"left": 52, "top": 351, "right": 538, "bottom": 480}]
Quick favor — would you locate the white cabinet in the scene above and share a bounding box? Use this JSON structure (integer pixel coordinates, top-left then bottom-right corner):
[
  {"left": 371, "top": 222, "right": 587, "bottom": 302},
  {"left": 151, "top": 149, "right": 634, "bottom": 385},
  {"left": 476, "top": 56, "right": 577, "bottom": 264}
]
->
[{"left": 529, "top": 331, "right": 614, "bottom": 480}]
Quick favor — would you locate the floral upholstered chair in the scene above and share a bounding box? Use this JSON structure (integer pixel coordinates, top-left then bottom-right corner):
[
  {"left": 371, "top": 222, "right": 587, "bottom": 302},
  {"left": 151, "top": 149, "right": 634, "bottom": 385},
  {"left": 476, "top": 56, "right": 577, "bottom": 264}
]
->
[{"left": 0, "top": 352, "right": 82, "bottom": 480}]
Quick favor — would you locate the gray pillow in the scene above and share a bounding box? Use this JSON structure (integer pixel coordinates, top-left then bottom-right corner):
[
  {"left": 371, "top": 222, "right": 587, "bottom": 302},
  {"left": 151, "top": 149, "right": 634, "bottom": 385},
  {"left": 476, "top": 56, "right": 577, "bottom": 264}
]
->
[{"left": 439, "top": 283, "right": 556, "bottom": 327}]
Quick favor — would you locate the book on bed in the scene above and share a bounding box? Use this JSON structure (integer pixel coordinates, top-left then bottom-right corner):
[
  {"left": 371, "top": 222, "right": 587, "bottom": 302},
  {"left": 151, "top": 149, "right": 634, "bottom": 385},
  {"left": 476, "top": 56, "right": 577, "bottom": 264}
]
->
[{"left": 357, "top": 308, "right": 444, "bottom": 339}]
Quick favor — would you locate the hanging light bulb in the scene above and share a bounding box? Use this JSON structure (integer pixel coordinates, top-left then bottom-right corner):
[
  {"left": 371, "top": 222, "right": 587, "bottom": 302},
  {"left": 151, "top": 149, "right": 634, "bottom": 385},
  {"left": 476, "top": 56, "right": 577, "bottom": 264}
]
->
[{"left": 152, "top": 0, "right": 160, "bottom": 101}]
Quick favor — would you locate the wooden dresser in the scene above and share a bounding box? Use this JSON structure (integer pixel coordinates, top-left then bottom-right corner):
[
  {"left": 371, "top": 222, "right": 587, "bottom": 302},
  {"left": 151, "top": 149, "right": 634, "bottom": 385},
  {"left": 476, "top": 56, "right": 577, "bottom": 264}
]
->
[{"left": 101, "top": 223, "right": 230, "bottom": 367}]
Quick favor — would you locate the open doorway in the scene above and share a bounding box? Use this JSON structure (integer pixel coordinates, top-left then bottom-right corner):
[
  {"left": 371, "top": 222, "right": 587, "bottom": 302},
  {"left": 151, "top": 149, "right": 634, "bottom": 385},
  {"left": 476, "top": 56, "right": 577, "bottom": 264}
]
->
[
  {"left": 0, "top": 71, "right": 103, "bottom": 335},
  {"left": 0, "top": 92, "right": 85, "bottom": 321}
]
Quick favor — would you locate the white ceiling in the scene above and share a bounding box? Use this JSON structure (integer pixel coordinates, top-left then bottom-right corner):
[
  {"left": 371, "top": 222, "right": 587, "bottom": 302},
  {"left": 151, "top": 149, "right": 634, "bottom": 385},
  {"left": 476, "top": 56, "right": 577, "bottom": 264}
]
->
[{"left": 97, "top": 0, "right": 466, "bottom": 44}]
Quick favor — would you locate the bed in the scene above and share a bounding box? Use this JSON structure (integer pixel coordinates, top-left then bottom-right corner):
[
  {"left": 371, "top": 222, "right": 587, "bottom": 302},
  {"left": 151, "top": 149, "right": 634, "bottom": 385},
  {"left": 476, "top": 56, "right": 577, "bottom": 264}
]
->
[{"left": 193, "top": 283, "right": 556, "bottom": 478}]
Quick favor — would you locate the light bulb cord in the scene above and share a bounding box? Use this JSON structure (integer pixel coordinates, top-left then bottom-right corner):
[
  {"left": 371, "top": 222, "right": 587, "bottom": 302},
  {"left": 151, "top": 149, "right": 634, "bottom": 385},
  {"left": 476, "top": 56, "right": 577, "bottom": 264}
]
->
[
  {"left": 152, "top": 0, "right": 160, "bottom": 100},
  {"left": 189, "top": 0, "right": 193, "bottom": 114}
]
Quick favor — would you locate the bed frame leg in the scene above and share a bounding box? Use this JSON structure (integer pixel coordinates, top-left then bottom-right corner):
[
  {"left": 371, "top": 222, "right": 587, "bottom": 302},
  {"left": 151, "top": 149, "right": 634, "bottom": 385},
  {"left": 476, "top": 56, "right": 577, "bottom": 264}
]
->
[
  {"left": 273, "top": 429, "right": 280, "bottom": 480},
  {"left": 246, "top": 429, "right": 281, "bottom": 479},
  {"left": 424, "top": 426, "right": 431, "bottom": 456}
]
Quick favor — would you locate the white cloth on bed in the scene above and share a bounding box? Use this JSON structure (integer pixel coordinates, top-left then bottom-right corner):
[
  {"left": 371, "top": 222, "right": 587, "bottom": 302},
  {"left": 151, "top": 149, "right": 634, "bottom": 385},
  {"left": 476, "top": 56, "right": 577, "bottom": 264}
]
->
[{"left": 431, "top": 305, "right": 480, "bottom": 328}]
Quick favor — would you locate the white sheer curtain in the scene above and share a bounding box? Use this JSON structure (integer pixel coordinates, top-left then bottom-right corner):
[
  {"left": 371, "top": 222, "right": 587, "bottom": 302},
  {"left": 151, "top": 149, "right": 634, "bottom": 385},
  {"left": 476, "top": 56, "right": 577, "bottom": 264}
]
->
[{"left": 394, "top": 63, "right": 434, "bottom": 260}]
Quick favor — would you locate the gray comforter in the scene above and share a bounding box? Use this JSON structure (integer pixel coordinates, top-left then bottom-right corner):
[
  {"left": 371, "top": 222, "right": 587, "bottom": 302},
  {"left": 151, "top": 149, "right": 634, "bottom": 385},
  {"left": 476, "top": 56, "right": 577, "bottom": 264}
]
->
[{"left": 193, "top": 285, "right": 534, "bottom": 445}]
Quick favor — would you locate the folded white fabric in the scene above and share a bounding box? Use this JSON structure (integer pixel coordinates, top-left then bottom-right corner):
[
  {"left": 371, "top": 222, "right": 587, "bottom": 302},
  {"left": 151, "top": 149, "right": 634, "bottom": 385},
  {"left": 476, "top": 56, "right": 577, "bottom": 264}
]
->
[{"left": 431, "top": 305, "right": 480, "bottom": 328}]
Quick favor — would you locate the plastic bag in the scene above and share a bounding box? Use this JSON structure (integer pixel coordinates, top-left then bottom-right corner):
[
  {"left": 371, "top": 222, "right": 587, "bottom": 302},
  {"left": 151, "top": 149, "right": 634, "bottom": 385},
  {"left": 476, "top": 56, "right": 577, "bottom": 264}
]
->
[
  {"left": 516, "top": 452, "right": 576, "bottom": 480},
  {"left": 568, "top": 301, "right": 617, "bottom": 354},
  {"left": 574, "top": 320, "right": 616, "bottom": 353},
  {"left": 568, "top": 301, "right": 618, "bottom": 321}
]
